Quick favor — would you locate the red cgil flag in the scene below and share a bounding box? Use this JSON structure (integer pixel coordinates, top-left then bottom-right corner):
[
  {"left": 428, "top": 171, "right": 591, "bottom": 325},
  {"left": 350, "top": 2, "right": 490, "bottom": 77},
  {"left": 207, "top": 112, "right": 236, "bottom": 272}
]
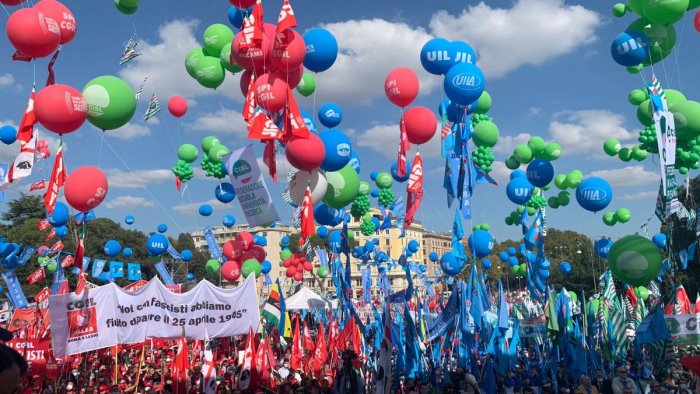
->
[
  {"left": 239, "top": 2, "right": 264, "bottom": 49},
  {"left": 290, "top": 317, "right": 303, "bottom": 371},
  {"left": 29, "top": 179, "right": 46, "bottom": 192},
  {"left": 299, "top": 184, "right": 315, "bottom": 246},
  {"left": 172, "top": 331, "right": 189, "bottom": 394},
  {"left": 404, "top": 152, "right": 424, "bottom": 229},
  {"left": 263, "top": 140, "right": 277, "bottom": 183},
  {"left": 26, "top": 268, "right": 46, "bottom": 285},
  {"left": 397, "top": 117, "right": 410, "bottom": 177},
  {"left": 302, "top": 319, "right": 315, "bottom": 352},
  {"left": 37, "top": 218, "right": 50, "bottom": 231},
  {"left": 311, "top": 323, "right": 327, "bottom": 374},
  {"left": 248, "top": 112, "right": 282, "bottom": 141},
  {"left": 276, "top": 0, "right": 297, "bottom": 37},
  {"left": 17, "top": 87, "right": 37, "bottom": 144},
  {"left": 283, "top": 88, "right": 310, "bottom": 140},
  {"left": 44, "top": 141, "right": 66, "bottom": 215},
  {"left": 242, "top": 77, "right": 257, "bottom": 123}
]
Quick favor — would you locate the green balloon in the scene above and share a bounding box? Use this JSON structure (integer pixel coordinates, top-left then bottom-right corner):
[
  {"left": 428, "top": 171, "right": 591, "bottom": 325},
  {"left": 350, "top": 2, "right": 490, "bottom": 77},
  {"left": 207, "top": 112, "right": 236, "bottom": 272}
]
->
[
  {"left": 619, "top": 147, "right": 633, "bottom": 162},
  {"left": 208, "top": 144, "right": 230, "bottom": 163},
  {"left": 557, "top": 191, "right": 570, "bottom": 206},
  {"left": 362, "top": 212, "right": 373, "bottom": 222},
  {"left": 241, "top": 258, "right": 262, "bottom": 278},
  {"left": 203, "top": 24, "right": 234, "bottom": 57},
  {"left": 358, "top": 181, "right": 370, "bottom": 196},
  {"left": 472, "top": 120, "right": 499, "bottom": 148},
  {"left": 615, "top": 208, "right": 632, "bottom": 223},
  {"left": 512, "top": 265, "right": 520, "bottom": 275},
  {"left": 528, "top": 136, "right": 546, "bottom": 157},
  {"left": 323, "top": 165, "right": 361, "bottom": 209},
  {"left": 505, "top": 156, "right": 520, "bottom": 170},
  {"left": 205, "top": 259, "right": 220, "bottom": 275},
  {"left": 513, "top": 145, "right": 533, "bottom": 163},
  {"left": 603, "top": 212, "right": 617, "bottom": 226},
  {"left": 671, "top": 100, "right": 700, "bottom": 140},
  {"left": 518, "top": 264, "right": 527, "bottom": 276},
  {"left": 201, "top": 136, "right": 220, "bottom": 153},
  {"left": 505, "top": 216, "right": 514, "bottom": 225},
  {"left": 317, "top": 266, "right": 329, "bottom": 279},
  {"left": 548, "top": 197, "right": 560, "bottom": 209},
  {"left": 603, "top": 138, "right": 621, "bottom": 156},
  {"left": 628, "top": 0, "right": 644, "bottom": 14},
  {"left": 636, "top": 286, "right": 650, "bottom": 301},
  {"left": 37, "top": 256, "right": 46, "bottom": 265},
  {"left": 640, "top": 0, "right": 688, "bottom": 24},
  {"left": 481, "top": 223, "right": 490, "bottom": 231},
  {"left": 690, "top": 0, "right": 700, "bottom": 9},
  {"left": 280, "top": 249, "right": 292, "bottom": 260},
  {"left": 608, "top": 235, "right": 662, "bottom": 286},
  {"left": 117, "top": 0, "right": 139, "bottom": 6},
  {"left": 665, "top": 89, "right": 687, "bottom": 106},
  {"left": 115, "top": 0, "right": 138, "bottom": 15},
  {"left": 346, "top": 229, "right": 355, "bottom": 241},
  {"left": 474, "top": 91, "right": 492, "bottom": 114},
  {"left": 627, "top": 18, "right": 676, "bottom": 65},
  {"left": 554, "top": 174, "right": 567, "bottom": 190},
  {"left": 627, "top": 65, "right": 643, "bottom": 74},
  {"left": 542, "top": 183, "right": 551, "bottom": 191},
  {"left": 82, "top": 76, "right": 137, "bottom": 131},
  {"left": 47, "top": 261, "right": 58, "bottom": 273},
  {"left": 628, "top": 89, "right": 648, "bottom": 105},
  {"left": 612, "top": 3, "right": 627, "bottom": 17},
  {"left": 297, "top": 73, "right": 316, "bottom": 97},
  {"left": 193, "top": 56, "right": 226, "bottom": 89},
  {"left": 632, "top": 146, "right": 648, "bottom": 161},
  {"left": 527, "top": 207, "right": 536, "bottom": 216},
  {"left": 568, "top": 291, "right": 578, "bottom": 303},
  {"left": 220, "top": 43, "right": 243, "bottom": 73},
  {"left": 636, "top": 99, "right": 653, "bottom": 127},
  {"left": 185, "top": 48, "right": 207, "bottom": 78},
  {"left": 375, "top": 172, "right": 393, "bottom": 189},
  {"left": 543, "top": 143, "right": 562, "bottom": 161},
  {"left": 178, "top": 144, "right": 198, "bottom": 163},
  {"left": 565, "top": 170, "right": 583, "bottom": 188}
]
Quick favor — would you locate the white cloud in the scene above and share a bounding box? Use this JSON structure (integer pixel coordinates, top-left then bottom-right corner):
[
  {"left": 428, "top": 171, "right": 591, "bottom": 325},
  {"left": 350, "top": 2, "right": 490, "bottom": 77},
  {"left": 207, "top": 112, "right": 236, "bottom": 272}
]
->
[
  {"left": 528, "top": 107, "right": 542, "bottom": 117},
  {"left": 187, "top": 108, "right": 247, "bottom": 135},
  {"left": 317, "top": 19, "right": 438, "bottom": 106},
  {"left": 490, "top": 161, "right": 512, "bottom": 185},
  {"left": 105, "top": 123, "right": 151, "bottom": 140},
  {"left": 589, "top": 165, "right": 658, "bottom": 187},
  {"left": 429, "top": 0, "right": 601, "bottom": 78},
  {"left": 492, "top": 132, "right": 532, "bottom": 155},
  {"left": 549, "top": 110, "right": 635, "bottom": 155},
  {"left": 0, "top": 73, "right": 14, "bottom": 88},
  {"left": 105, "top": 168, "right": 172, "bottom": 189},
  {"left": 352, "top": 124, "right": 442, "bottom": 159},
  {"left": 619, "top": 190, "right": 657, "bottom": 201},
  {"left": 119, "top": 20, "right": 241, "bottom": 103},
  {"left": 172, "top": 198, "right": 229, "bottom": 214},
  {"left": 105, "top": 196, "right": 155, "bottom": 209}
]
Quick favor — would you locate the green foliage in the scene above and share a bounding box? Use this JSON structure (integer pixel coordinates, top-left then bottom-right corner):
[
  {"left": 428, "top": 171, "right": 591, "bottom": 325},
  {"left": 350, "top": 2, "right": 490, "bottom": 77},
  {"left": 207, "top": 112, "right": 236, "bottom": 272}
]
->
[{"left": 1, "top": 193, "right": 45, "bottom": 228}]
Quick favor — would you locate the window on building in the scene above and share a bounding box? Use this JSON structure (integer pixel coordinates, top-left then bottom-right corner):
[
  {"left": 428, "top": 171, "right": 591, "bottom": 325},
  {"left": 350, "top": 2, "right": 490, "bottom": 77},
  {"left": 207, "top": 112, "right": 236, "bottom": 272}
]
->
[
  {"left": 355, "top": 231, "right": 360, "bottom": 237},
  {"left": 263, "top": 232, "right": 267, "bottom": 237},
  {"left": 385, "top": 230, "right": 390, "bottom": 235}
]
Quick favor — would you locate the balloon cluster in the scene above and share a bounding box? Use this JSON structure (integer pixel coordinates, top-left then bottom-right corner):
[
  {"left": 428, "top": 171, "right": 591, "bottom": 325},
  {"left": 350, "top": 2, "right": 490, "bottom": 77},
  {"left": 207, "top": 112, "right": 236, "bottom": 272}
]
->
[
  {"left": 546, "top": 191, "right": 571, "bottom": 209},
  {"left": 36, "top": 139, "right": 51, "bottom": 159},
  {"left": 602, "top": 208, "right": 631, "bottom": 226},
  {"left": 505, "top": 136, "right": 561, "bottom": 169},
  {"left": 115, "top": 0, "right": 140, "bottom": 14},
  {"left": 201, "top": 136, "right": 227, "bottom": 179},
  {"left": 185, "top": 23, "right": 236, "bottom": 90},
  {"left": 350, "top": 184, "right": 371, "bottom": 219},
  {"left": 173, "top": 143, "right": 198, "bottom": 183},
  {"left": 6, "top": 0, "right": 76, "bottom": 59},
  {"left": 276, "top": 236, "right": 310, "bottom": 282},
  {"left": 470, "top": 114, "right": 498, "bottom": 172},
  {"left": 221, "top": 232, "right": 266, "bottom": 281}
]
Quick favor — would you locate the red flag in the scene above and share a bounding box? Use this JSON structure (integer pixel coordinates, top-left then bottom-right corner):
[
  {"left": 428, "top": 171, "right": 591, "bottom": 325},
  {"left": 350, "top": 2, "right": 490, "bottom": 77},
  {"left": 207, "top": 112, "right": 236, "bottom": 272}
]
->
[
  {"left": 44, "top": 141, "right": 66, "bottom": 215},
  {"left": 397, "top": 117, "right": 410, "bottom": 177},
  {"left": 299, "top": 184, "right": 315, "bottom": 246},
  {"left": 44, "top": 228, "right": 56, "bottom": 242},
  {"left": 37, "top": 218, "right": 50, "bottom": 231},
  {"left": 255, "top": 335, "right": 272, "bottom": 383},
  {"left": 45, "top": 50, "right": 60, "bottom": 87},
  {"left": 625, "top": 286, "right": 638, "bottom": 308},
  {"left": 240, "top": 328, "right": 258, "bottom": 390},
  {"left": 302, "top": 320, "right": 315, "bottom": 352},
  {"left": 242, "top": 77, "right": 257, "bottom": 122},
  {"left": 60, "top": 255, "right": 74, "bottom": 269},
  {"left": 290, "top": 317, "right": 303, "bottom": 371},
  {"left": 12, "top": 51, "right": 32, "bottom": 62},
  {"left": 336, "top": 316, "right": 356, "bottom": 352},
  {"left": 239, "top": 3, "right": 264, "bottom": 49},
  {"left": 327, "top": 318, "right": 338, "bottom": 368},
  {"left": 311, "top": 323, "right": 327, "bottom": 374},
  {"left": 248, "top": 112, "right": 282, "bottom": 140},
  {"left": 283, "top": 88, "right": 310, "bottom": 139},
  {"left": 172, "top": 332, "right": 189, "bottom": 394},
  {"left": 441, "top": 121, "right": 452, "bottom": 140},
  {"left": 50, "top": 241, "right": 64, "bottom": 253},
  {"left": 263, "top": 140, "right": 277, "bottom": 183},
  {"left": 275, "top": 0, "right": 297, "bottom": 37},
  {"left": 27, "top": 268, "right": 46, "bottom": 285},
  {"left": 56, "top": 281, "right": 70, "bottom": 295},
  {"left": 175, "top": 176, "right": 182, "bottom": 192},
  {"left": 404, "top": 152, "right": 424, "bottom": 229},
  {"left": 29, "top": 180, "right": 46, "bottom": 192},
  {"left": 17, "top": 87, "right": 37, "bottom": 143},
  {"left": 74, "top": 225, "right": 86, "bottom": 294}
]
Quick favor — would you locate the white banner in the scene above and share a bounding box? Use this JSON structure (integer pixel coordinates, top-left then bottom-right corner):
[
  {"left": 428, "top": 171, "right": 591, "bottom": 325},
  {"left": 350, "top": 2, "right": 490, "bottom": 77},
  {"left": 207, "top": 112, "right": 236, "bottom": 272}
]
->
[{"left": 49, "top": 275, "right": 260, "bottom": 357}]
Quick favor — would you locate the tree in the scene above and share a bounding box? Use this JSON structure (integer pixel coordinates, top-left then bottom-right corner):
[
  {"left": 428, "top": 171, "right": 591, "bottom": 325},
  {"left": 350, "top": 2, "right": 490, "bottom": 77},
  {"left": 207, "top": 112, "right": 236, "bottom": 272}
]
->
[{"left": 1, "top": 194, "right": 44, "bottom": 228}]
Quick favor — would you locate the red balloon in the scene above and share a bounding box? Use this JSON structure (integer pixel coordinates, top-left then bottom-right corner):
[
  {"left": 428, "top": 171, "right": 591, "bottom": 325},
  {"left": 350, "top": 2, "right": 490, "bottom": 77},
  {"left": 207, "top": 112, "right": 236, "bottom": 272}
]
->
[
  {"left": 695, "top": 10, "right": 700, "bottom": 33},
  {"left": 282, "top": 259, "right": 291, "bottom": 268},
  {"left": 222, "top": 241, "right": 237, "bottom": 260},
  {"left": 385, "top": 67, "right": 419, "bottom": 108},
  {"left": 247, "top": 245, "right": 266, "bottom": 262},
  {"left": 293, "top": 272, "right": 303, "bottom": 282},
  {"left": 229, "top": 0, "right": 255, "bottom": 8},
  {"left": 270, "top": 30, "right": 306, "bottom": 72},
  {"left": 285, "top": 65, "right": 304, "bottom": 89},
  {"left": 6, "top": 8, "right": 61, "bottom": 59},
  {"left": 167, "top": 96, "right": 188, "bottom": 118},
  {"left": 286, "top": 266, "right": 296, "bottom": 278},
  {"left": 231, "top": 32, "right": 270, "bottom": 73},
  {"left": 303, "top": 262, "right": 313, "bottom": 272},
  {"left": 402, "top": 106, "right": 437, "bottom": 145},
  {"left": 235, "top": 232, "right": 254, "bottom": 250},
  {"left": 64, "top": 166, "right": 108, "bottom": 212},
  {"left": 240, "top": 69, "right": 253, "bottom": 96},
  {"left": 0, "top": 0, "right": 26, "bottom": 5},
  {"left": 285, "top": 133, "right": 326, "bottom": 171},
  {"left": 263, "top": 23, "right": 277, "bottom": 41},
  {"left": 35, "top": 84, "right": 87, "bottom": 135},
  {"left": 221, "top": 261, "right": 241, "bottom": 282},
  {"left": 254, "top": 73, "right": 289, "bottom": 113},
  {"left": 34, "top": 0, "right": 76, "bottom": 45}
]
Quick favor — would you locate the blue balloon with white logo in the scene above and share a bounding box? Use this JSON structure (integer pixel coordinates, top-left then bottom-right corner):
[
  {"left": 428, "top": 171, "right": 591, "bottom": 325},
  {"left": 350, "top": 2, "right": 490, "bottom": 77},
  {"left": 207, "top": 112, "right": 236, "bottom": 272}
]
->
[
  {"left": 228, "top": 6, "right": 251, "bottom": 29},
  {"left": 429, "top": 252, "right": 439, "bottom": 262},
  {"left": 652, "top": 233, "right": 667, "bottom": 249},
  {"left": 595, "top": 238, "right": 613, "bottom": 258},
  {"left": 316, "top": 226, "right": 329, "bottom": 238},
  {"left": 104, "top": 240, "right": 121, "bottom": 257},
  {"left": 498, "top": 251, "right": 509, "bottom": 262},
  {"left": 482, "top": 258, "right": 491, "bottom": 270},
  {"left": 328, "top": 230, "right": 342, "bottom": 253},
  {"left": 215, "top": 182, "right": 236, "bottom": 203},
  {"left": 559, "top": 261, "right": 572, "bottom": 275},
  {"left": 187, "top": 272, "right": 194, "bottom": 281},
  {"left": 146, "top": 233, "right": 168, "bottom": 256},
  {"left": 611, "top": 30, "right": 649, "bottom": 67},
  {"left": 222, "top": 215, "right": 236, "bottom": 228},
  {"left": 539, "top": 258, "right": 551, "bottom": 269},
  {"left": 508, "top": 256, "right": 519, "bottom": 267},
  {"left": 575, "top": 177, "right": 612, "bottom": 213},
  {"left": 198, "top": 204, "right": 213, "bottom": 216},
  {"left": 300, "top": 110, "right": 317, "bottom": 133},
  {"left": 420, "top": 38, "right": 454, "bottom": 75},
  {"left": 157, "top": 224, "right": 168, "bottom": 233},
  {"left": 506, "top": 177, "right": 534, "bottom": 205},
  {"left": 318, "top": 103, "right": 343, "bottom": 128},
  {"left": 348, "top": 151, "right": 361, "bottom": 174},
  {"left": 450, "top": 41, "right": 477, "bottom": 66},
  {"left": 320, "top": 130, "right": 352, "bottom": 172},
  {"left": 444, "top": 62, "right": 485, "bottom": 105},
  {"left": 391, "top": 161, "right": 412, "bottom": 183},
  {"left": 468, "top": 230, "right": 494, "bottom": 258},
  {"left": 314, "top": 203, "right": 342, "bottom": 226},
  {"left": 510, "top": 170, "right": 526, "bottom": 180},
  {"left": 123, "top": 247, "right": 133, "bottom": 257},
  {"left": 303, "top": 28, "right": 338, "bottom": 73},
  {"left": 48, "top": 202, "right": 70, "bottom": 227},
  {"left": 261, "top": 260, "right": 272, "bottom": 275},
  {"left": 125, "top": 215, "right": 135, "bottom": 225},
  {"left": 181, "top": 249, "right": 193, "bottom": 262},
  {"left": 407, "top": 240, "right": 420, "bottom": 253},
  {"left": 55, "top": 226, "right": 69, "bottom": 238},
  {"left": 526, "top": 159, "right": 554, "bottom": 188},
  {"left": 0, "top": 125, "right": 17, "bottom": 145},
  {"left": 440, "top": 252, "right": 464, "bottom": 276}
]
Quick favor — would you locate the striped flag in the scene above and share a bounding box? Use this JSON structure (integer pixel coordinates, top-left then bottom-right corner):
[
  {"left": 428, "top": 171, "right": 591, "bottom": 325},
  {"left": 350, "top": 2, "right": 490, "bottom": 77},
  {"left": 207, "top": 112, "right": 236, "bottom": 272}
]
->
[
  {"left": 17, "top": 87, "right": 37, "bottom": 143},
  {"left": 201, "top": 329, "right": 217, "bottom": 394},
  {"left": 44, "top": 141, "right": 65, "bottom": 215},
  {"left": 134, "top": 76, "right": 148, "bottom": 100},
  {"left": 397, "top": 117, "right": 410, "bottom": 177},
  {"left": 143, "top": 94, "right": 161, "bottom": 121},
  {"left": 404, "top": 152, "right": 423, "bottom": 229},
  {"left": 119, "top": 33, "right": 141, "bottom": 66},
  {"left": 298, "top": 184, "right": 315, "bottom": 247},
  {"left": 262, "top": 281, "right": 283, "bottom": 327},
  {"left": 0, "top": 133, "right": 37, "bottom": 190}
]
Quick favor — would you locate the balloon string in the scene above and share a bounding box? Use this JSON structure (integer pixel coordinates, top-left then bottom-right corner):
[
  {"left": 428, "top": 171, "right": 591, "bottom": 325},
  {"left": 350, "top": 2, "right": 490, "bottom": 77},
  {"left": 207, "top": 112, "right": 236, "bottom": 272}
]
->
[
  {"left": 0, "top": 3, "right": 10, "bottom": 17},
  {"left": 97, "top": 131, "right": 104, "bottom": 168},
  {"left": 671, "top": 20, "right": 687, "bottom": 92}
]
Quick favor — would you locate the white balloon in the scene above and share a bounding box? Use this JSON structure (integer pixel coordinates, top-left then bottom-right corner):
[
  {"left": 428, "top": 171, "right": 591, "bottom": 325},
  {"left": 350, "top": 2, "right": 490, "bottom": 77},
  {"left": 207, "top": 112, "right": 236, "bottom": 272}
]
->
[{"left": 288, "top": 169, "right": 328, "bottom": 206}]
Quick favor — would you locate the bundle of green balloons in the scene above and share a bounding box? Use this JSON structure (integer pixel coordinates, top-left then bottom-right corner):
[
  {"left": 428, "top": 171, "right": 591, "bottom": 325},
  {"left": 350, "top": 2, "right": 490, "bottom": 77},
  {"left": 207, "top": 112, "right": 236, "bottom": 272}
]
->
[
  {"left": 526, "top": 195, "right": 547, "bottom": 210},
  {"left": 602, "top": 207, "right": 632, "bottom": 226},
  {"left": 554, "top": 170, "right": 583, "bottom": 190},
  {"left": 185, "top": 24, "right": 239, "bottom": 90},
  {"left": 297, "top": 73, "right": 316, "bottom": 97},
  {"left": 471, "top": 223, "right": 490, "bottom": 231},
  {"left": 360, "top": 218, "right": 376, "bottom": 236},
  {"left": 115, "top": 0, "right": 139, "bottom": 14},
  {"left": 172, "top": 160, "right": 194, "bottom": 182},
  {"left": 512, "top": 263, "right": 527, "bottom": 278},
  {"left": 201, "top": 136, "right": 228, "bottom": 179},
  {"left": 471, "top": 114, "right": 498, "bottom": 173},
  {"left": 350, "top": 186, "right": 371, "bottom": 219},
  {"left": 473, "top": 145, "right": 496, "bottom": 173},
  {"left": 374, "top": 172, "right": 395, "bottom": 208},
  {"left": 547, "top": 191, "right": 571, "bottom": 209},
  {"left": 505, "top": 136, "right": 561, "bottom": 169}
]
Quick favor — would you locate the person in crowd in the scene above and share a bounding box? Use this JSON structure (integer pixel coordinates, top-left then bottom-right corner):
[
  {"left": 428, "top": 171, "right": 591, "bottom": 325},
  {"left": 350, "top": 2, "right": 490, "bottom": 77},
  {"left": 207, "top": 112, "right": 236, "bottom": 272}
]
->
[
  {"left": 611, "top": 366, "right": 636, "bottom": 394},
  {"left": 577, "top": 375, "right": 600, "bottom": 394},
  {"left": 0, "top": 344, "right": 27, "bottom": 394},
  {"left": 595, "top": 369, "right": 613, "bottom": 394},
  {"left": 332, "top": 350, "right": 364, "bottom": 394}
]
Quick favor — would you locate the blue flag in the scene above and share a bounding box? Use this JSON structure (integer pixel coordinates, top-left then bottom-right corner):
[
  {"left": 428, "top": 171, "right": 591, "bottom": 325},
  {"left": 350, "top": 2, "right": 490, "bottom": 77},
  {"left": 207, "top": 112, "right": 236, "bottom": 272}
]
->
[
  {"left": 2, "top": 269, "right": 28, "bottom": 308},
  {"left": 92, "top": 259, "right": 106, "bottom": 279},
  {"left": 127, "top": 263, "right": 142, "bottom": 281},
  {"left": 498, "top": 280, "right": 509, "bottom": 333},
  {"left": 155, "top": 261, "right": 175, "bottom": 285},
  {"left": 452, "top": 209, "right": 466, "bottom": 261},
  {"left": 110, "top": 261, "right": 124, "bottom": 278}
]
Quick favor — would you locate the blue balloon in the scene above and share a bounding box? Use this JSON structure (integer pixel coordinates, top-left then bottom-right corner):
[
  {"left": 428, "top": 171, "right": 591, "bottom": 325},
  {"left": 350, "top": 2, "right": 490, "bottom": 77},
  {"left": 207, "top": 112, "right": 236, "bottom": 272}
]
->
[
  {"left": 443, "top": 62, "right": 485, "bottom": 105},
  {"left": 253, "top": 235, "right": 267, "bottom": 246},
  {"left": 221, "top": 162, "right": 228, "bottom": 176},
  {"left": 227, "top": 6, "right": 251, "bottom": 29},
  {"left": 510, "top": 170, "right": 526, "bottom": 180},
  {"left": 348, "top": 151, "right": 361, "bottom": 174},
  {"left": 508, "top": 256, "right": 519, "bottom": 267},
  {"left": 261, "top": 260, "right": 272, "bottom": 275},
  {"left": 303, "top": 28, "right": 338, "bottom": 72},
  {"left": 317, "top": 226, "right": 329, "bottom": 238},
  {"left": 450, "top": 41, "right": 477, "bottom": 66},
  {"left": 377, "top": 252, "right": 389, "bottom": 263},
  {"left": 526, "top": 251, "right": 537, "bottom": 264},
  {"left": 222, "top": 215, "right": 236, "bottom": 227},
  {"left": 104, "top": 240, "right": 121, "bottom": 257},
  {"left": 281, "top": 236, "right": 290, "bottom": 246},
  {"left": 498, "top": 251, "right": 509, "bottom": 262},
  {"left": 215, "top": 182, "right": 236, "bottom": 203},
  {"left": 652, "top": 233, "right": 667, "bottom": 249},
  {"left": 328, "top": 230, "right": 342, "bottom": 253},
  {"left": 507, "top": 247, "right": 517, "bottom": 256},
  {"left": 125, "top": 215, "right": 135, "bottom": 225},
  {"left": 363, "top": 241, "right": 375, "bottom": 253},
  {"left": 575, "top": 177, "right": 612, "bottom": 213},
  {"left": 370, "top": 171, "right": 378, "bottom": 181},
  {"left": 419, "top": 264, "right": 427, "bottom": 273},
  {"left": 611, "top": 31, "right": 649, "bottom": 67},
  {"left": 181, "top": 249, "right": 193, "bottom": 262},
  {"left": 123, "top": 247, "right": 133, "bottom": 257},
  {"left": 157, "top": 224, "right": 168, "bottom": 233},
  {"left": 559, "top": 261, "right": 572, "bottom": 275},
  {"left": 55, "top": 226, "right": 69, "bottom": 238},
  {"left": 314, "top": 203, "right": 343, "bottom": 226},
  {"left": 318, "top": 103, "right": 343, "bottom": 128},
  {"left": 371, "top": 217, "right": 380, "bottom": 230},
  {"left": 187, "top": 272, "right": 194, "bottom": 281},
  {"left": 526, "top": 159, "right": 554, "bottom": 188},
  {"left": 269, "top": 222, "right": 276, "bottom": 228},
  {"left": 429, "top": 252, "right": 439, "bottom": 262},
  {"left": 468, "top": 230, "right": 494, "bottom": 258},
  {"left": 320, "top": 130, "right": 352, "bottom": 172},
  {"left": 595, "top": 238, "right": 613, "bottom": 258},
  {"left": 146, "top": 233, "right": 168, "bottom": 256},
  {"left": 482, "top": 258, "right": 492, "bottom": 269},
  {"left": 48, "top": 202, "right": 70, "bottom": 227},
  {"left": 99, "top": 272, "right": 110, "bottom": 283},
  {"left": 300, "top": 110, "right": 317, "bottom": 133},
  {"left": 370, "top": 189, "right": 379, "bottom": 198},
  {"left": 0, "top": 285, "right": 4, "bottom": 293},
  {"left": 199, "top": 204, "right": 213, "bottom": 216},
  {"left": 506, "top": 177, "right": 534, "bottom": 205},
  {"left": 391, "top": 161, "right": 412, "bottom": 183},
  {"left": 0, "top": 125, "right": 17, "bottom": 145},
  {"left": 420, "top": 38, "right": 454, "bottom": 75},
  {"left": 538, "top": 269, "right": 550, "bottom": 279},
  {"left": 440, "top": 252, "right": 464, "bottom": 276},
  {"left": 407, "top": 240, "right": 420, "bottom": 253},
  {"left": 538, "top": 258, "right": 551, "bottom": 269}
]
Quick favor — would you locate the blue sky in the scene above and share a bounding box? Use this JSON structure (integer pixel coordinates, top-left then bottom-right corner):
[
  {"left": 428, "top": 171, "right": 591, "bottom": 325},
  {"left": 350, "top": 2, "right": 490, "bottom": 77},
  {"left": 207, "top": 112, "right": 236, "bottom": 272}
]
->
[{"left": 1, "top": 0, "right": 699, "bottom": 242}]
